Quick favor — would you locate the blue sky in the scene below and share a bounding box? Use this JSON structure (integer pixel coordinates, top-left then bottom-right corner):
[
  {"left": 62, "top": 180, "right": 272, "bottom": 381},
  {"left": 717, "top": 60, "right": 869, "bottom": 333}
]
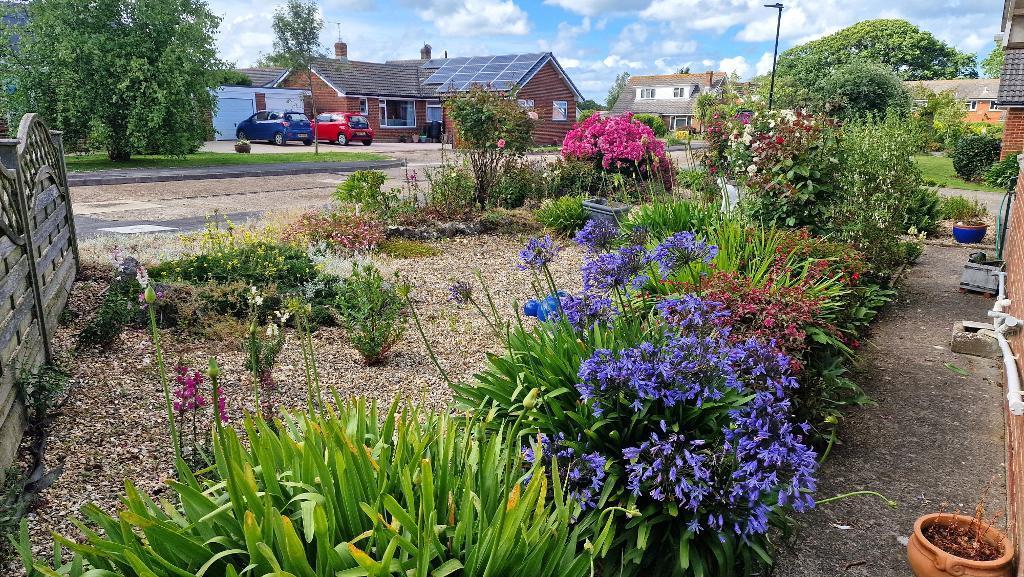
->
[{"left": 210, "top": 0, "right": 1003, "bottom": 102}]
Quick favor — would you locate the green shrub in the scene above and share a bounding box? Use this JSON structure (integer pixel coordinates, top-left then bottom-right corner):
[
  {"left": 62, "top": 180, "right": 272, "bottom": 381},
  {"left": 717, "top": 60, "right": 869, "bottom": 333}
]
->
[
  {"left": 335, "top": 263, "right": 409, "bottom": 365},
  {"left": 493, "top": 161, "right": 547, "bottom": 208},
  {"left": 986, "top": 155, "right": 1019, "bottom": 190},
  {"left": 829, "top": 114, "right": 928, "bottom": 279},
  {"left": 16, "top": 365, "right": 70, "bottom": 423},
  {"left": 903, "top": 186, "right": 942, "bottom": 235},
  {"left": 633, "top": 113, "right": 667, "bottom": 137},
  {"left": 578, "top": 109, "right": 600, "bottom": 123},
  {"left": 77, "top": 277, "right": 139, "bottom": 349},
  {"left": 151, "top": 240, "right": 317, "bottom": 290},
  {"left": 545, "top": 158, "right": 605, "bottom": 198},
  {"left": 17, "top": 400, "right": 594, "bottom": 577},
  {"left": 675, "top": 168, "right": 718, "bottom": 201},
  {"left": 424, "top": 162, "right": 476, "bottom": 218},
  {"left": 620, "top": 199, "right": 720, "bottom": 241},
  {"left": 940, "top": 195, "right": 987, "bottom": 221},
  {"left": 281, "top": 211, "right": 386, "bottom": 252},
  {"left": 535, "top": 195, "right": 589, "bottom": 235},
  {"left": 951, "top": 133, "right": 1001, "bottom": 182},
  {"left": 378, "top": 238, "right": 441, "bottom": 259}
]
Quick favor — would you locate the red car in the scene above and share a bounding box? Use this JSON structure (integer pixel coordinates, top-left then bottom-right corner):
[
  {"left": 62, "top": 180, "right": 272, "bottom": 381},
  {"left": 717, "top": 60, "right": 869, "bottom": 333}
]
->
[{"left": 313, "top": 112, "right": 374, "bottom": 146}]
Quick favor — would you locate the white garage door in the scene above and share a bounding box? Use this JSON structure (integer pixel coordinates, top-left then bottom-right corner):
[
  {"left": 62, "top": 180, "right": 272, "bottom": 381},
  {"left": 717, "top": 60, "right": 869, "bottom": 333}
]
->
[
  {"left": 213, "top": 97, "right": 255, "bottom": 140},
  {"left": 266, "top": 94, "right": 305, "bottom": 113}
]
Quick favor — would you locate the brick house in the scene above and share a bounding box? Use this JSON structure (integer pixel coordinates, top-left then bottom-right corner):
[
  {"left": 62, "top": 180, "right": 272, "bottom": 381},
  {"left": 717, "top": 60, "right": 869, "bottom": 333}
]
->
[
  {"left": 243, "top": 43, "right": 583, "bottom": 145},
  {"left": 609, "top": 72, "right": 728, "bottom": 132},
  {"left": 905, "top": 79, "right": 1004, "bottom": 123}
]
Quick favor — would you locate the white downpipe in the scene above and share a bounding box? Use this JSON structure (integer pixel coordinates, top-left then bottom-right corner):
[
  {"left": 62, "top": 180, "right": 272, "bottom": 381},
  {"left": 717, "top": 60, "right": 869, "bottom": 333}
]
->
[{"left": 993, "top": 271, "right": 1024, "bottom": 416}]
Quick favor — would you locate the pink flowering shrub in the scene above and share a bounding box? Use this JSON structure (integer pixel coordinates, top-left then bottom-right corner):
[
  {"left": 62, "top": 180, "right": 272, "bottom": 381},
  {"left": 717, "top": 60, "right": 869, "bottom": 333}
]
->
[{"left": 561, "top": 113, "right": 674, "bottom": 191}]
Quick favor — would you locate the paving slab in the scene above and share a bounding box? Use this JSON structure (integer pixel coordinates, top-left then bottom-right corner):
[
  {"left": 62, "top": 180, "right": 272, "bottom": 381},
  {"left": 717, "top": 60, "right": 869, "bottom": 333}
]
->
[{"left": 776, "top": 244, "right": 1006, "bottom": 576}]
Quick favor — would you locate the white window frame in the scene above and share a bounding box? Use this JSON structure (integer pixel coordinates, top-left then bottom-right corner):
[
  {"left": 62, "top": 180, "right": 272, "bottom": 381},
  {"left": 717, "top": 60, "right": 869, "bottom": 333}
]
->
[
  {"left": 673, "top": 87, "right": 687, "bottom": 98},
  {"left": 672, "top": 116, "right": 691, "bottom": 130},
  {"left": 967, "top": 100, "right": 978, "bottom": 111},
  {"left": 359, "top": 98, "right": 368, "bottom": 115},
  {"left": 552, "top": 100, "right": 568, "bottom": 122},
  {"left": 378, "top": 98, "right": 416, "bottom": 128},
  {"left": 517, "top": 98, "right": 535, "bottom": 109},
  {"left": 640, "top": 88, "right": 655, "bottom": 99},
  {"left": 989, "top": 100, "right": 1001, "bottom": 111},
  {"left": 427, "top": 102, "right": 443, "bottom": 123}
]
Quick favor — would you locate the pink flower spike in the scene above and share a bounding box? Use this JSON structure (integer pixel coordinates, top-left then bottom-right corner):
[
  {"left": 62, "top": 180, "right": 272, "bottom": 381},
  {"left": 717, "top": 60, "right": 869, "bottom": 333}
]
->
[{"left": 497, "top": 138, "right": 506, "bottom": 149}]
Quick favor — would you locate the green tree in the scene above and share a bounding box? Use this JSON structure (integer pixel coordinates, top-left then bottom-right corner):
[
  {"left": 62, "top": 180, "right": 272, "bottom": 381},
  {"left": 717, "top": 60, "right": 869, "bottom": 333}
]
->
[
  {"left": 677, "top": 66, "right": 691, "bottom": 74},
  {"left": 777, "top": 19, "right": 977, "bottom": 82},
  {"left": 271, "top": 0, "right": 325, "bottom": 153},
  {"left": 0, "top": 0, "right": 222, "bottom": 161},
  {"left": 213, "top": 69, "right": 253, "bottom": 87},
  {"left": 813, "top": 59, "right": 911, "bottom": 120},
  {"left": 578, "top": 98, "right": 605, "bottom": 111},
  {"left": 606, "top": 71, "right": 630, "bottom": 109},
  {"left": 982, "top": 41, "right": 1004, "bottom": 78},
  {"left": 908, "top": 84, "right": 967, "bottom": 150}
]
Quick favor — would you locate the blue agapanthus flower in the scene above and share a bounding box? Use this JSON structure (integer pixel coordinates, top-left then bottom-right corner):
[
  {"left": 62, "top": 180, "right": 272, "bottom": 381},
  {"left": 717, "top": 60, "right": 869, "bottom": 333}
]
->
[
  {"left": 447, "top": 280, "right": 473, "bottom": 305},
  {"left": 552, "top": 292, "right": 615, "bottom": 331},
  {"left": 656, "top": 294, "right": 731, "bottom": 336},
  {"left": 574, "top": 220, "right": 620, "bottom": 253},
  {"left": 646, "top": 231, "right": 718, "bottom": 277},
  {"left": 518, "top": 235, "right": 560, "bottom": 270},
  {"left": 581, "top": 245, "right": 649, "bottom": 293},
  {"left": 524, "top": 433, "right": 607, "bottom": 510}
]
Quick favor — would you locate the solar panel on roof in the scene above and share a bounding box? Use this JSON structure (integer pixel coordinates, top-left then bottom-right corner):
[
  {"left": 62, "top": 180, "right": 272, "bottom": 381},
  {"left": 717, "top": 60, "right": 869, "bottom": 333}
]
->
[
  {"left": 483, "top": 63, "right": 507, "bottom": 72},
  {"left": 470, "top": 56, "right": 494, "bottom": 65},
  {"left": 491, "top": 55, "right": 516, "bottom": 63},
  {"left": 424, "top": 53, "right": 544, "bottom": 91},
  {"left": 495, "top": 71, "right": 522, "bottom": 81},
  {"left": 514, "top": 54, "right": 539, "bottom": 62}
]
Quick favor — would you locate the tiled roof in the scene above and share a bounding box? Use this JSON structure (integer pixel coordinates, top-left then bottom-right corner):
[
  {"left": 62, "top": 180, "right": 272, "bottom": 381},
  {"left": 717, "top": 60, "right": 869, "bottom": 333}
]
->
[
  {"left": 905, "top": 79, "right": 1001, "bottom": 101},
  {"left": 309, "top": 57, "right": 431, "bottom": 98},
  {"left": 609, "top": 72, "right": 726, "bottom": 116},
  {"left": 625, "top": 72, "right": 727, "bottom": 87},
  {"left": 237, "top": 68, "right": 288, "bottom": 88},
  {"left": 999, "top": 49, "right": 1024, "bottom": 106}
]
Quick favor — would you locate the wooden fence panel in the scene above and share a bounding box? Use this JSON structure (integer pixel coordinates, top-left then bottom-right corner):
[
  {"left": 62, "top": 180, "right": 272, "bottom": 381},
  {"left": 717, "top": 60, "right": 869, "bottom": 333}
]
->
[{"left": 0, "top": 113, "right": 78, "bottom": 475}]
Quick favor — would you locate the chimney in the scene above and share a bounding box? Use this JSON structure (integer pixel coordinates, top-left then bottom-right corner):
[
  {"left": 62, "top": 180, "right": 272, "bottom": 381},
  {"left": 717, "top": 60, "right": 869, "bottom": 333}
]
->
[
  {"left": 420, "top": 43, "right": 432, "bottom": 60},
  {"left": 707, "top": 70, "right": 713, "bottom": 86},
  {"left": 334, "top": 41, "right": 348, "bottom": 60}
]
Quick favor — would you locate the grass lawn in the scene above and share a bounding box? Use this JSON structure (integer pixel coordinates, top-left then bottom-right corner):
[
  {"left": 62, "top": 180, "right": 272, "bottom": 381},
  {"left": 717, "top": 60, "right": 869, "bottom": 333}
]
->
[
  {"left": 913, "top": 154, "right": 1002, "bottom": 193},
  {"left": 64, "top": 150, "right": 387, "bottom": 172}
]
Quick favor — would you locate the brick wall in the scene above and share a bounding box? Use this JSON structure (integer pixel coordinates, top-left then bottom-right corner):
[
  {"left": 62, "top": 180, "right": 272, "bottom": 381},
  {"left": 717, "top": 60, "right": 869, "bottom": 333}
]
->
[
  {"left": 518, "top": 61, "right": 578, "bottom": 146},
  {"left": 254, "top": 93, "right": 267, "bottom": 111},
  {"left": 1004, "top": 108, "right": 1024, "bottom": 160},
  {"left": 966, "top": 100, "right": 1005, "bottom": 124},
  {"left": 1002, "top": 155, "right": 1024, "bottom": 576}
]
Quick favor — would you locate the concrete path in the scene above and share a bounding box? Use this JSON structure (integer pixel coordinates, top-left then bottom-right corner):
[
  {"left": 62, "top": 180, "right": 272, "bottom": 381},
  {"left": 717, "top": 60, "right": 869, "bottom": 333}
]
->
[
  {"left": 201, "top": 140, "right": 443, "bottom": 155},
  {"left": 776, "top": 243, "right": 1005, "bottom": 576},
  {"left": 68, "top": 158, "right": 403, "bottom": 187}
]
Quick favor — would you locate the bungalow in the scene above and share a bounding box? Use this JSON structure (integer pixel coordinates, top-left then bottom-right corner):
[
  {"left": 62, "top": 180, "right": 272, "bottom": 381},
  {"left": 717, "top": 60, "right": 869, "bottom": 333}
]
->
[
  {"left": 238, "top": 42, "right": 583, "bottom": 145},
  {"left": 905, "top": 78, "right": 1004, "bottom": 123},
  {"left": 609, "top": 72, "right": 728, "bottom": 132}
]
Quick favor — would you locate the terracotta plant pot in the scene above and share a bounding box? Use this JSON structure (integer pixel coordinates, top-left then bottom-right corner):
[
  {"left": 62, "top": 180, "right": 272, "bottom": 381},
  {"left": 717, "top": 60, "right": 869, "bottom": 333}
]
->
[{"left": 907, "top": 514, "right": 1014, "bottom": 577}]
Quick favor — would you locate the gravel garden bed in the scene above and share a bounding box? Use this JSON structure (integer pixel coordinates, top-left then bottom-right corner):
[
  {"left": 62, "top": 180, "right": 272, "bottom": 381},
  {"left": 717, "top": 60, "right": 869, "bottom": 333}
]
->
[{"left": 3, "top": 232, "right": 584, "bottom": 570}]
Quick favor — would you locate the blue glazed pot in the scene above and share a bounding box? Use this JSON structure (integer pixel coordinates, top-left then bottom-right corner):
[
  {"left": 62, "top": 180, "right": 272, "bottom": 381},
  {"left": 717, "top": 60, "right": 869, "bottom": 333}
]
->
[{"left": 952, "top": 223, "right": 987, "bottom": 244}]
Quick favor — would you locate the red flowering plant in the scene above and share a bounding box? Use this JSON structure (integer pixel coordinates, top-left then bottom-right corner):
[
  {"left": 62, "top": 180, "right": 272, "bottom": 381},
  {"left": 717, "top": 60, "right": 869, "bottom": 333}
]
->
[
  {"left": 562, "top": 113, "right": 675, "bottom": 193},
  {"left": 282, "top": 211, "right": 386, "bottom": 253}
]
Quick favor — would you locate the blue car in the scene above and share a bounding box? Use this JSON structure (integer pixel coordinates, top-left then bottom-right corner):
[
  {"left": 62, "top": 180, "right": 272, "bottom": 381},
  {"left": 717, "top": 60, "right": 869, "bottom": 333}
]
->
[{"left": 235, "top": 110, "right": 314, "bottom": 146}]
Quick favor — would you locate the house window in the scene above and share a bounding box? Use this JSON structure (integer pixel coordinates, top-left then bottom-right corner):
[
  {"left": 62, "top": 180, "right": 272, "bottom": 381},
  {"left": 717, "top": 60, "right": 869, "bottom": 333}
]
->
[
  {"left": 640, "top": 88, "right": 655, "bottom": 99},
  {"left": 427, "top": 103, "right": 443, "bottom": 122},
  {"left": 379, "top": 99, "right": 416, "bottom": 127},
  {"left": 517, "top": 98, "right": 535, "bottom": 108},
  {"left": 672, "top": 116, "right": 691, "bottom": 130},
  {"left": 673, "top": 87, "right": 687, "bottom": 98},
  {"left": 552, "top": 100, "right": 568, "bottom": 121},
  {"left": 967, "top": 100, "right": 978, "bottom": 111},
  {"left": 359, "top": 98, "right": 368, "bottom": 115},
  {"left": 991, "top": 101, "right": 1002, "bottom": 111}
]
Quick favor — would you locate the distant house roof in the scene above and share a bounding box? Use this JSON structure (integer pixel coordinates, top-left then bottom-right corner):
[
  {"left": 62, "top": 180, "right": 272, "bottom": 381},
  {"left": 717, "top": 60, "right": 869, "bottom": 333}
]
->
[
  {"left": 261, "top": 51, "right": 583, "bottom": 101},
  {"left": 905, "top": 78, "right": 1001, "bottom": 101},
  {"left": 610, "top": 72, "right": 727, "bottom": 116},
  {"left": 236, "top": 67, "right": 289, "bottom": 88},
  {"left": 999, "top": 49, "right": 1024, "bottom": 106}
]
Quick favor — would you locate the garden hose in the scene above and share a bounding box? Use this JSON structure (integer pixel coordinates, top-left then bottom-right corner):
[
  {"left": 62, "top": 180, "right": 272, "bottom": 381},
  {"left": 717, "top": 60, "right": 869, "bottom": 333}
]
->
[{"left": 996, "top": 176, "right": 1017, "bottom": 261}]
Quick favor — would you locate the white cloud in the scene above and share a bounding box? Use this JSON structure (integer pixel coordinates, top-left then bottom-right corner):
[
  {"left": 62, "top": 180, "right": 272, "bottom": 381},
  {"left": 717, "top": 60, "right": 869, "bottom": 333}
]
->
[
  {"left": 544, "top": 0, "right": 650, "bottom": 17},
  {"left": 418, "top": 0, "right": 530, "bottom": 36},
  {"left": 659, "top": 39, "right": 697, "bottom": 55},
  {"left": 718, "top": 55, "right": 749, "bottom": 77},
  {"left": 755, "top": 51, "right": 775, "bottom": 76},
  {"left": 601, "top": 54, "right": 645, "bottom": 69}
]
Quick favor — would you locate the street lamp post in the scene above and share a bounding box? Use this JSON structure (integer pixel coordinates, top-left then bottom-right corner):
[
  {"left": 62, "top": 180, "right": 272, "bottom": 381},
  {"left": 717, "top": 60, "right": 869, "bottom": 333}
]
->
[{"left": 764, "top": 3, "right": 784, "bottom": 110}]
